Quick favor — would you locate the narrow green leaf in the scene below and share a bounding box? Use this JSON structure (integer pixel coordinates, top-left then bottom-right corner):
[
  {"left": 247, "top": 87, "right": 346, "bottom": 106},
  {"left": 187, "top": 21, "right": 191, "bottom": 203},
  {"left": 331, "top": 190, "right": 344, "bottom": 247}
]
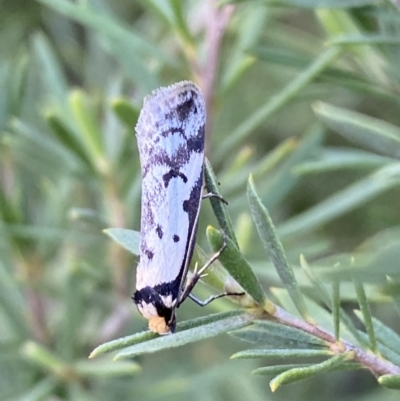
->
[
  {"left": 221, "top": 137, "right": 297, "bottom": 198},
  {"left": 262, "top": 126, "right": 324, "bottom": 209},
  {"left": 206, "top": 226, "right": 267, "bottom": 306},
  {"left": 247, "top": 176, "right": 309, "bottom": 321},
  {"left": 300, "top": 255, "right": 369, "bottom": 348},
  {"left": 269, "top": 353, "right": 353, "bottom": 392},
  {"left": 231, "top": 349, "right": 332, "bottom": 360},
  {"left": 104, "top": 228, "right": 140, "bottom": 255},
  {"left": 251, "top": 44, "right": 355, "bottom": 83},
  {"left": 320, "top": 75, "right": 400, "bottom": 105},
  {"left": 332, "top": 278, "right": 340, "bottom": 340},
  {"left": 16, "top": 377, "right": 59, "bottom": 401},
  {"left": 230, "top": 323, "right": 328, "bottom": 349},
  {"left": 37, "top": 0, "right": 167, "bottom": 92},
  {"left": 69, "top": 208, "right": 106, "bottom": 226},
  {"left": 69, "top": 90, "right": 106, "bottom": 167},
  {"left": 221, "top": 4, "right": 268, "bottom": 92},
  {"left": 204, "top": 159, "right": 238, "bottom": 247},
  {"left": 20, "top": 342, "right": 67, "bottom": 375},
  {"left": 111, "top": 98, "right": 140, "bottom": 129},
  {"left": 0, "top": 260, "right": 30, "bottom": 340},
  {"left": 313, "top": 101, "right": 400, "bottom": 160},
  {"left": 90, "top": 331, "right": 157, "bottom": 359},
  {"left": 10, "top": 118, "right": 82, "bottom": 174},
  {"left": 169, "top": 0, "right": 194, "bottom": 48},
  {"left": 387, "top": 276, "right": 400, "bottom": 318},
  {"left": 378, "top": 374, "right": 400, "bottom": 389},
  {"left": 253, "top": 364, "right": 306, "bottom": 376},
  {"left": 278, "top": 166, "right": 400, "bottom": 239},
  {"left": 45, "top": 112, "right": 94, "bottom": 171},
  {"left": 254, "top": 320, "right": 328, "bottom": 347},
  {"left": 75, "top": 360, "right": 141, "bottom": 377},
  {"left": 330, "top": 34, "right": 400, "bottom": 46},
  {"left": 216, "top": 45, "right": 342, "bottom": 159},
  {"left": 190, "top": 243, "right": 245, "bottom": 297},
  {"left": 0, "top": 224, "right": 99, "bottom": 245},
  {"left": 58, "top": 264, "right": 86, "bottom": 360},
  {"left": 32, "top": 32, "right": 69, "bottom": 105},
  {"left": 353, "top": 280, "right": 377, "bottom": 352},
  {"left": 223, "top": 0, "right": 378, "bottom": 7},
  {"left": 90, "top": 310, "right": 243, "bottom": 358},
  {"left": 316, "top": 8, "right": 369, "bottom": 37},
  {"left": 250, "top": 45, "right": 315, "bottom": 70},
  {"left": 234, "top": 212, "right": 253, "bottom": 254},
  {"left": 230, "top": 328, "right": 305, "bottom": 348},
  {"left": 115, "top": 313, "right": 253, "bottom": 359},
  {"left": 294, "top": 148, "right": 393, "bottom": 175},
  {"left": 354, "top": 311, "right": 400, "bottom": 356},
  {"left": 253, "top": 362, "right": 362, "bottom": 376}
]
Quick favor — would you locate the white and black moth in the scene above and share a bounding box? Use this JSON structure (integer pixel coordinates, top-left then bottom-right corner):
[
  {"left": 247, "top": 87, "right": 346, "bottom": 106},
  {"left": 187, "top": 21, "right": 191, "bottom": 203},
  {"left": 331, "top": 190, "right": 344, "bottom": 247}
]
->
[{"left": 133, "top": 81, "right": 233, "bottom": 335}]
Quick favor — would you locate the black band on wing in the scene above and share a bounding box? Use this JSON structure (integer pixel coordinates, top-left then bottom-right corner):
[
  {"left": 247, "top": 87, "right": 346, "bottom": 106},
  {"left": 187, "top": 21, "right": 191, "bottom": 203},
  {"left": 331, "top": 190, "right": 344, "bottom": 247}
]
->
[{"left": 133, "top": 276, "right": 181, "bottom": 331}]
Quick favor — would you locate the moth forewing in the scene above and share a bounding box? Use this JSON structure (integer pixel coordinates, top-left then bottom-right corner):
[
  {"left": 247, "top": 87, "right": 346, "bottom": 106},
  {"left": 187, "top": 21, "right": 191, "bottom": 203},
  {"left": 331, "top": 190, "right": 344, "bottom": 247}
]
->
[{"left": 133, "top": 81, "right": 206, "bottom": 335}]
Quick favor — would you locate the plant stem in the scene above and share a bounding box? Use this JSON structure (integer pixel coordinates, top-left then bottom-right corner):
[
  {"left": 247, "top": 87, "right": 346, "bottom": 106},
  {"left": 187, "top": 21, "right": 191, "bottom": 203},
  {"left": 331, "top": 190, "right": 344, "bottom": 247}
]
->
[
  {"left": 271, "top": 305, "right": 400, "bottom": 376},
  {"left": 200, "top": 0, "right": 235, "bottom": 152}
]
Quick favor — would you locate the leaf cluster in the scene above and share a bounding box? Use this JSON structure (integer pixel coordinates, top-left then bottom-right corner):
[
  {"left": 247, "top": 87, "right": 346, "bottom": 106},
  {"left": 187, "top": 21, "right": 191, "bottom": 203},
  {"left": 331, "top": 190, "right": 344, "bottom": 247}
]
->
[{"left": 1, "top": 0, "right": 400, "bottom": 400}]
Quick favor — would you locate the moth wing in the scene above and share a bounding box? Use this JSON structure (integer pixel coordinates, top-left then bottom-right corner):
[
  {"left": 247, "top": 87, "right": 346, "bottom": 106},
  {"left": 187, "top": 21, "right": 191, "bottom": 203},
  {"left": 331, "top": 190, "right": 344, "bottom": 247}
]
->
[{"left": 135, "top": 81, "right": 206, "bottom": 291}]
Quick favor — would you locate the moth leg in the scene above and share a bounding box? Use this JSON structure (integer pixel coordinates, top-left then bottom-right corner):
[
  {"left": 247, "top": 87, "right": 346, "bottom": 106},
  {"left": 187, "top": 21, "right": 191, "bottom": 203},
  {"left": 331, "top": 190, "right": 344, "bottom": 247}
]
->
[
  {"left": 178, "top": 238, "right": 227, "bottom": 306},
  {"left": 188, "top": 292, "right": 245, "bottom": 307},
  {"left": 202, "top": 192, "right": 228, "bottom": 205}
]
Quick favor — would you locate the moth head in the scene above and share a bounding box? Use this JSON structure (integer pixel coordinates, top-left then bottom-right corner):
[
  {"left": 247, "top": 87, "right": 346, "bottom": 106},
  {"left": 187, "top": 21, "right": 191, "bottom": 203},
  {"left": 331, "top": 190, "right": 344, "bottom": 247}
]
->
[
  {"left": 148, "top": 312, "right": 176, "bottom": 335},
  {"left": 133, "top": 287, "right": 177, "bottom": 335},
  {"left": 149, "top": 316, "right": 171, "bottom": 335}
]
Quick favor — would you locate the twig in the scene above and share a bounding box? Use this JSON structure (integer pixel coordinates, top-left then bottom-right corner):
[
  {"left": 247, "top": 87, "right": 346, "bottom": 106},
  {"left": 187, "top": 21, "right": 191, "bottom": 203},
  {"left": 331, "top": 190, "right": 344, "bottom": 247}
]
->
[
  {"left": 271, "top": 305, "right": 400, "bottom": 376},
  {"left": 199, "top": 0, "right": 235, "bottom": 151}
]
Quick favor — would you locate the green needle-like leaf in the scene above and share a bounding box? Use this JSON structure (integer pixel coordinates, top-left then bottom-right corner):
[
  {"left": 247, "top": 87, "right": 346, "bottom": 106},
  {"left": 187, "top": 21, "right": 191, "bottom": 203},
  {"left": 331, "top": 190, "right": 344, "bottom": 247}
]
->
[
  {"left": 231, "top": 349, "right": 332, "bottom": 360},
  {"left": 75, "top": 360, "right": 141, "bottom": 377},
  {"left": 46, "top": 112, "right": 94, "bottom": 172},
  {"left": 207, "top": 226, "right": 267, "bottom": 307},
  {"left": 114, "top": 313, "right": 253, "bottom": 359},
  {"left": 252, "top": 362, "right": 362, "bottom": 376},
  {"left": 230, "top": 321, "right": 328, "bottom": 349},
  {"left": 111, "top": 98, "right": 140, "bottom": 129},
  {"left": 313, "top": 101, "right": 400, "bottom": 160},
  {"left": 104, "top": 228, "right": 140, "bottom": 255},
  {"left": 89, "top": 310, "right": 243, "bottom": 358},
  {"left": 279, "top": 166, "right": 400, "bottom": 238},
  {"left": 300, "top": 255, "right": 369, "bottom": 347},
  {"left": 378, "top": 374, "right": 400, "bottom": 389},
  {"left": 353, "top": 281, "right": 377, "bottom": 352},
  {"left": 332, "top": 278, "right": 340, "bottom": 340},
  {"left": 204, "top": 158, "right": 239, "bottom": 248},
  {"left": 354, "top": 311, "right": 400, "bottom": 356},
  {"left": 247, "top": 176, "right": 309, "bottom": 321},
  {"left": 269, "top": 352, "right": 354, "bottom": 392},
  {"left": 217, "top": 45, "right": 342, "bottom": 159},
  {"left": 69, "top": 90, "right": 106, "bottom": 170},
  {"left": 253, "top": 320, "right": 328, "bottom": 347}
]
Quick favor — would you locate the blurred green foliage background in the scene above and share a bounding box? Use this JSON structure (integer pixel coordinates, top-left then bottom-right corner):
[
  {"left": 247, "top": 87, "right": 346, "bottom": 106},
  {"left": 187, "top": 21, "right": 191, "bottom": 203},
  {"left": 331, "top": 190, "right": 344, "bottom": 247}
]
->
[{"left": 2, "top": 0, "right": 400, "bottom": 400}]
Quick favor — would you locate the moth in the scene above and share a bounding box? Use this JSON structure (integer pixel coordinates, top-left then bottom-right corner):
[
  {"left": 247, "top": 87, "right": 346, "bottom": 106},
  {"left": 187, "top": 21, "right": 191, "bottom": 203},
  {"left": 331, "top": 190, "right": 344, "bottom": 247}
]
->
[{"left": 133, "top": 81, "right": 236, "bottom": 335}]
